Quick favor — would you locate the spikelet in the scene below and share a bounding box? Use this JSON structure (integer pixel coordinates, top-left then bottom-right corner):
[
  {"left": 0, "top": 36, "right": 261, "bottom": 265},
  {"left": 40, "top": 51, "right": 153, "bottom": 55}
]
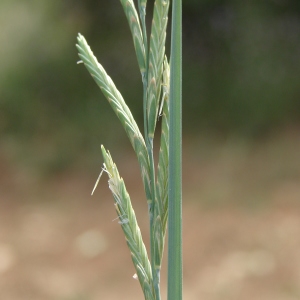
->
[
  {"left": 157, "top": 57, "right": 170, "bottom": 235},
  {"left": 119, "top": 0, "right": 146, "bottom": 75},
  {"left": 76, "top": 34, "right": 151, "bottom": 204},
  {"left": 146, "top": 0, "right": 170, "bottom": 138},
  {"left": 153, "top": 57, "right": 170, "bottom": 269},
  {"left": 101, "top": 145, "right": 155, "bottom": 300},
  {"left": 137, "top": 0, "right": 147, "bottom": 36},
  {"left": 138, "top": 0, "right": 147, "bottom": 11}
]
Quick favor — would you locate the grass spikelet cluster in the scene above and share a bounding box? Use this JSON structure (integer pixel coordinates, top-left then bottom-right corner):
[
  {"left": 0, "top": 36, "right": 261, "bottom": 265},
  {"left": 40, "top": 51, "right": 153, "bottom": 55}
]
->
[
  {"left": 119, "top": 0, "right": 146, "bottom": 74},
  {"left": 147, "top": 0, "right": 170, "bottom": 138},
  {"left": 75, "top": 0, "right": 181, "bottom": 298},
  {"left": 101, "top": 145, "right": 155, "bottom": 300},
  {"left": 76, "top": 34, "right": 151, "bottom": 203},
  {"left": 155, "top": 57, "right": 170, "bottom": 244}
]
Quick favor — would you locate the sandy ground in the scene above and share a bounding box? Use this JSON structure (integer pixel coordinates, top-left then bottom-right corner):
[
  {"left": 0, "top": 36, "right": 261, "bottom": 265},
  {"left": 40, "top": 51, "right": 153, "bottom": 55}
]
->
[{"left": 1, "top": 131, "right": 300, "bottom": 300}]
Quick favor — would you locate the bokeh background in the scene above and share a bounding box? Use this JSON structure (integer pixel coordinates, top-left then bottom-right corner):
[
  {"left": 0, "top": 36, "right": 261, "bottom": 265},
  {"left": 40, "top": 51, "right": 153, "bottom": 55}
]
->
[{"left": 1, "top": 0, "right": 300, "bottom": 299}]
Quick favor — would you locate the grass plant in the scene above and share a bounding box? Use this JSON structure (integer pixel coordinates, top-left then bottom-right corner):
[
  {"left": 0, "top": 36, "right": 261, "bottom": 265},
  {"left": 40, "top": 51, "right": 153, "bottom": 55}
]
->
[{"left": 76, "top": 0, "right": 182, "bottom": 299}]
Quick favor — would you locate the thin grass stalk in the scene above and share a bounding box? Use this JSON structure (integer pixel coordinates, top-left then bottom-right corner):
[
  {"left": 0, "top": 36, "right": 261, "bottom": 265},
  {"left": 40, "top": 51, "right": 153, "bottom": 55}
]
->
[{"left": 167, "top": 0, "right": 182, "bottom": 298}]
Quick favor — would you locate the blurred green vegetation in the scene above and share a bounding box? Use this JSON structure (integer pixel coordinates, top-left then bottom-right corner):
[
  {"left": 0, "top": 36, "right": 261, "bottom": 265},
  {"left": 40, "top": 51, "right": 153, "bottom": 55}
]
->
[{"left": 1, "top": 0, "right": 300, "bottom": 172}]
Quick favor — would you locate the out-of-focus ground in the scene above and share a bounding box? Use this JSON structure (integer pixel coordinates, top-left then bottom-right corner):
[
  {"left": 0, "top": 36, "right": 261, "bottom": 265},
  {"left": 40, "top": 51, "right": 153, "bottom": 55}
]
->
[{"left": 1, "top": 129, "right": 300, "bottom": 300}]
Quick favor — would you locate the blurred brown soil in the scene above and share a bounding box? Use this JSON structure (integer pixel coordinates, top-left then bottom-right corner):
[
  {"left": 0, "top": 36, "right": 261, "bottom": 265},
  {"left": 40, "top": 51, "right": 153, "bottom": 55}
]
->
[{"left": 1, "top": 130, "right": 300, "bottom": 300}]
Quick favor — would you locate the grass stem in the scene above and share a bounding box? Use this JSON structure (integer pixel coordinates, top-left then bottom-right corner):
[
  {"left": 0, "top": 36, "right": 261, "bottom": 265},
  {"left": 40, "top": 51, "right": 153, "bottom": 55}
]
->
[{"left": 167, "top": 0, "right": 182, "bottom": 299}]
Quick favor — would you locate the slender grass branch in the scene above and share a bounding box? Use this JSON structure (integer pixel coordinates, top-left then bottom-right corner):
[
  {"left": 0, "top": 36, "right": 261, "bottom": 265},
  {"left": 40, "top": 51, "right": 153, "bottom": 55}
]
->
[{"left": 76, "top": 0, "right": 182, "bottom": 299}]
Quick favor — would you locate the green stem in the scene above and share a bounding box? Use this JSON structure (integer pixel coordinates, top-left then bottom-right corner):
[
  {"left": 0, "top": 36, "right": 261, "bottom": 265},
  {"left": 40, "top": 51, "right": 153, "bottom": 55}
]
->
[
  {"left": 167, "top": 0, "right": 182, "bottom": 299},
  {"left": 147, "top": 138, "right": 160, "bottom": 300}
]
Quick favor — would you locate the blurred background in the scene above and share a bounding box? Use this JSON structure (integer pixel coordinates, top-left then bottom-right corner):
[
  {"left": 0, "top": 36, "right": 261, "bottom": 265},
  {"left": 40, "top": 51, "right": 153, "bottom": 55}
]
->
[{"left": 1, "top": 0, "right": 300, "bottom": 299}]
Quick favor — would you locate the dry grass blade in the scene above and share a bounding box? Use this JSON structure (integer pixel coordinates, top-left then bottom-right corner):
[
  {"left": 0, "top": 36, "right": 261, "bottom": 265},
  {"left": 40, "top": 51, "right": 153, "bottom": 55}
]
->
[
  {"left": 119, "top": 0, "right": 146, "bottom": 74},
  {"left": 76, "top": 34, "right": 152, "bottom": 203},
  {"left": 146, "top": 0, "right": 170, "bottom": 138},
  {"left": 101, "top": 145, "right": 155, "bottom": 300}
]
